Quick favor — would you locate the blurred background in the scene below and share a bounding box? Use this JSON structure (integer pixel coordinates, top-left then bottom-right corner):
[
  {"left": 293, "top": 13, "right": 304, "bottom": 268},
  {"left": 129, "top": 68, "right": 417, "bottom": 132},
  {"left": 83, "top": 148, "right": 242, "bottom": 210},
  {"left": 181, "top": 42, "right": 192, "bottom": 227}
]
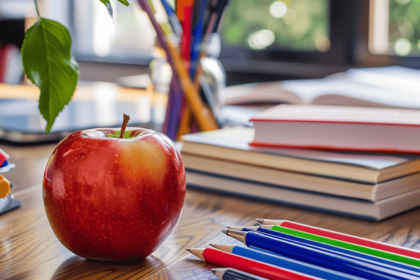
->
[
  {"left": 2, "top": 0, "right": 420, "bottom": 85},
  {"left": 1, "top": 0, "right": 420, "bottom": 142}
]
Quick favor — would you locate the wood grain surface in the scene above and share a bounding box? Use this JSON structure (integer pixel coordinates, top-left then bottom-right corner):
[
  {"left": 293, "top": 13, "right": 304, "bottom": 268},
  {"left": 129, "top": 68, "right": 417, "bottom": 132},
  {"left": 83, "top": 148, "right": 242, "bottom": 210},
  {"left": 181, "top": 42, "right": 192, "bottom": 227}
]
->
[{"left": 1, "top": 143, "right": 420, "bottom": 279}]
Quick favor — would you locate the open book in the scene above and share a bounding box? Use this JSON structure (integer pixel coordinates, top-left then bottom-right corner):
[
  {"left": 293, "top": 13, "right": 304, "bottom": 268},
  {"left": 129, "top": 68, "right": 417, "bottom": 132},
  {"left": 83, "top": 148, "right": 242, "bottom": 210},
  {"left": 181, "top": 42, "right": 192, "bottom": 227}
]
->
[{"left": 220, "top": 67, "right": 420, "bottom": 109}]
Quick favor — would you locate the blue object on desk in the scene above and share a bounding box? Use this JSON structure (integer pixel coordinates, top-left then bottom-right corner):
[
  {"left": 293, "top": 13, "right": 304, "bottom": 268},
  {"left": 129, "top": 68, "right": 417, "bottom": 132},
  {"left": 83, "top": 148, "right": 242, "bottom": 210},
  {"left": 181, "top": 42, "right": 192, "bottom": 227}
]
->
[
  {"left": 244, "top": 231, "right": 420, "bottom": 280},
  {"left": 230, "top": 245, "right": 360, "bottom": 280},
  {"left": 241, "top": 227, "right": 420, "bottom": 275}
]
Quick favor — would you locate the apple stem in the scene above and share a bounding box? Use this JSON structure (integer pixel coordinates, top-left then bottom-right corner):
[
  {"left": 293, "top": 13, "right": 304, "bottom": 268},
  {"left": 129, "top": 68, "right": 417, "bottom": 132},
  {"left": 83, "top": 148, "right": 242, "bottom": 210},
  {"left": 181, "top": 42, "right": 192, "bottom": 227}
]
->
[{"left": 120, "top": 114, "right": 130, "bottom": 139}]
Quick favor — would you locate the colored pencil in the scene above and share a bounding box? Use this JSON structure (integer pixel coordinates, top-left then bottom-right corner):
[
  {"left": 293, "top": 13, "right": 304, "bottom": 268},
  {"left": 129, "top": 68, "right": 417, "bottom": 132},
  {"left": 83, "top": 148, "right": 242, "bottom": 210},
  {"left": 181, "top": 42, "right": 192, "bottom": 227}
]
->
[
  {"left": 211, "top": 244, "right": 361, "bottom": 280},
  {"left": 160, "top": 0, "right": 183, "bottom": 37},
  {"left": 176, "top": 104, "right": 192, "bottom": 139},
  {"left": 223, "top": 230, "right": 420, "bottom": 279},
  {"left": 137, "top": 0, "right": 184, "bottom": 140},
  {"left": 167, "top": 40, "right": 219, "bottom": 131},
  {"left": 190, "top": 0, "right": 207, "bottom": 77},
  {"left": 187, "top": 248, "right": 318, "bottom": 280},
  {"left": 181, "top": 5, "right": 192, "bottom": 62},
  {"left": 255, "top": 223, "right": 420, "bottom": 267},
  {"left": 177, "top": 0, "right": 228, "bottom": 137},
  {"left": 176, "top": 0, "right": 193, "bottom": 23},
  {"left": 164, "top": 76, "right": 181, "bottom": 140},
  {"left": 211, "top": 0, "right": 229, "bottom": 33},
  {"left": 212, "top": 268, "right": 269, "bottom": 280},
  {"left": 257, "top": 219, "right": 420, "bottom": 261},
  {"left": 227, "top": 226, "right": 420, "bottom": 275},
  {"left": 137, "top": 0, "right": 218, "bottom": 133},
  {"left": 202, "top": 0, "right": 219, "bottom": 36}
]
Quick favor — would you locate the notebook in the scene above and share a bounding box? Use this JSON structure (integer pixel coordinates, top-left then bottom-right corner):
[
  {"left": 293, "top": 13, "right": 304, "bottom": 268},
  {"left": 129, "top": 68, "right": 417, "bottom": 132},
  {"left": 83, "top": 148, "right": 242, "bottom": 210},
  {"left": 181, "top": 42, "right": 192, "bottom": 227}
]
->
[
  {"left": 182, "top": 153, "right": 420, "bottom": 202},
  {"left": 186, "top": 170, "right": 420, "bottom": 221},
  {"left": 181, "top": 127, "right": 420, "bottom": 183},
  {"left": 250, "top": 105, "right": 420, "bottom": 154}
]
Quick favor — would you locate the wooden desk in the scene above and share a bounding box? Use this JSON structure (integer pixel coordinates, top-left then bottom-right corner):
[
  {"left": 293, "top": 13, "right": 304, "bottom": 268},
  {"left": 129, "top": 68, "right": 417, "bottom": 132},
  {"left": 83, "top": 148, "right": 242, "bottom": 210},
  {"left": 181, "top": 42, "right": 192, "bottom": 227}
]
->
[{"left": 1, "top": 143, "right": 420, "bottom": 279}]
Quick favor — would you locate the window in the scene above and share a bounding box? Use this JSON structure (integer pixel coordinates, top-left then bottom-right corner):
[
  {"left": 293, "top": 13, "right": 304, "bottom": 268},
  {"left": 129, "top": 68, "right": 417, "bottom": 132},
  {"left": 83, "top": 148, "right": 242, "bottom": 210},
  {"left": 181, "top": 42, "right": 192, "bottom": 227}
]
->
[
  {"left": 220, "top": 0, "right": 330, "bottom": 52},
  {"left": 370, "top": 0, "right": 420, "bottom": 57},
  {"left": 61, "top": 0, "right": 420, "bottom": 72},
  {"left": 72, "top": 0, "right": 156, "bottom": 64}
]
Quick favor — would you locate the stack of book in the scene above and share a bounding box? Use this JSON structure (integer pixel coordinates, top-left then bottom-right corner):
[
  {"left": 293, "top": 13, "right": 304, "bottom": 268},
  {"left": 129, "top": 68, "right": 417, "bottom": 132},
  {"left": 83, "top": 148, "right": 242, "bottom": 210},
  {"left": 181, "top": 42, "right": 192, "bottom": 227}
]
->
[
  {"left": 181, "top": 105, "right": 420, "bottom": 221},
  {"left": 0, "top": 148, "right": 20, "bottom": 215}
]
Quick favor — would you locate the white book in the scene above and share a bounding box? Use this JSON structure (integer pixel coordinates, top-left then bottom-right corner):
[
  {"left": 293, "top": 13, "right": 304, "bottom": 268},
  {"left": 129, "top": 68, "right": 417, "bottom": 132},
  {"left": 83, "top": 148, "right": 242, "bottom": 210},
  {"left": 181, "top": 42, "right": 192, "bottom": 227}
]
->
[
  {"left": 186, "top": 170, "right": 420, "bottom": 221},
  {"left": 220, "top": 67, "right": 420, "bottom": 109},
  {"left": 181, "top": 127, "right": 420, "bottom": 183},
  {"left": 182, "top": 153, "right": 420, "bottom": 202}
]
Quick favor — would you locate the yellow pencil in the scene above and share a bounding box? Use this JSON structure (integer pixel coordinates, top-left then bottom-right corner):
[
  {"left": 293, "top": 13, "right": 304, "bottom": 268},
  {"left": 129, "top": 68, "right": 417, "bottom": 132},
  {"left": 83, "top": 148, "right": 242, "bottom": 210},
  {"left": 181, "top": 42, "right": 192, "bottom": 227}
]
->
[{"left": 167, "top": 43, "right": 219, "bottom": 131}]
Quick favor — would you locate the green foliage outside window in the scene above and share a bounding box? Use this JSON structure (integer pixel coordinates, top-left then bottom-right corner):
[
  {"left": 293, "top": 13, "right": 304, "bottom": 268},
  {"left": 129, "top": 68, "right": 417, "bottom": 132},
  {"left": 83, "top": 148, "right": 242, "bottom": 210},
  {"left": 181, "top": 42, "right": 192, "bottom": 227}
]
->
[
  {"left": 389, "top": 0, "right": 420, "bottom": 56},
  {"left": 220, "top": 0, "right": 330, "bottom": 51}
]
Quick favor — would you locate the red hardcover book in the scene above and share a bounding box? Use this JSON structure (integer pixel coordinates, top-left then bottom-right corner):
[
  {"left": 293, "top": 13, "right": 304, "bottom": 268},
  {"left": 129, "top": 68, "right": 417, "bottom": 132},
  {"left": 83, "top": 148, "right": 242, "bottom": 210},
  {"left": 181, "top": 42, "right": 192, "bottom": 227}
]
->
[{"left": 250, "top": 104, "right": 420, "bottom": 154}]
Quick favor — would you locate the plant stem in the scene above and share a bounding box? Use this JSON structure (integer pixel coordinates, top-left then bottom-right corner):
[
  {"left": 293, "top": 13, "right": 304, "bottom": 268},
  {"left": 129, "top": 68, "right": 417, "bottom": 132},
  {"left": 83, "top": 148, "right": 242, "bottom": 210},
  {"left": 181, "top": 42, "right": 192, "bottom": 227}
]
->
[
  {"left": 34, "top": 0, "right": 40, "bottom": 17},
  {"left": 120, "top": 114, "right": 130, "bottom": 139}
]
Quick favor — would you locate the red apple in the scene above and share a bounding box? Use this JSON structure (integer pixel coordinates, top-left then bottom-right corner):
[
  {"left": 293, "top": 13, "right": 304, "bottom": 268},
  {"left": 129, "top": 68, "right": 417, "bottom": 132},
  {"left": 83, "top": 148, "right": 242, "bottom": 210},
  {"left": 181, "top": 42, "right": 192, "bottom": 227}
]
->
[{"left": 43, "top": 126, "right": 186, "bottom": 262}]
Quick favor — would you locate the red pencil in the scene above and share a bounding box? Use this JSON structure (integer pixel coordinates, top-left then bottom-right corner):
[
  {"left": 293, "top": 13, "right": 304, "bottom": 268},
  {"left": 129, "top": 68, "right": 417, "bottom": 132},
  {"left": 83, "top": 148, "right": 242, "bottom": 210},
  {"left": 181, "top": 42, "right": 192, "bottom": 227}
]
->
[
  {"left": 187, "top": 247, "right": 318, "bottom": 280},
  {"left": 181, "top": 5, "right": 192, "bottom": 62},
  {"left": 257, "top": 219, "right": 420, "bottom": 260}
]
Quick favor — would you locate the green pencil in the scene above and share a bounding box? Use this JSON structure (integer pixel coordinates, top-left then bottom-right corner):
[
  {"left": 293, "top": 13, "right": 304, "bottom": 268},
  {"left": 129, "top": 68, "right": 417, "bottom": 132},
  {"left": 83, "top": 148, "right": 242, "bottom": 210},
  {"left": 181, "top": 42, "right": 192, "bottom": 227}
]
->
[{"left": 265, "top": 225, "right": 420, "bottom": 267}]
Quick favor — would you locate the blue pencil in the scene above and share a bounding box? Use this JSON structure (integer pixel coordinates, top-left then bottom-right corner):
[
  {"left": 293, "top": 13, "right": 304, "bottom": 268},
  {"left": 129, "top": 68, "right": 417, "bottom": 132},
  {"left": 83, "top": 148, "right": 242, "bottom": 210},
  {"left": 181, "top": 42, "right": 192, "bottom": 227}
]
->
[
  {"left": 222, "top": 230, "right": 420, "bottom": 280},
  {"left": 230, "top": 226, "right": 420, "bottom": 275},
  {"left": 190, "top": 0, "right": 207, "bottom": 78},
  {"left": 140, "top": 0, "right": 184, "bottom": 140},
  {"left": 211, "top": 244, "right": 363, "bottom": 280},
  {"left": 160, "top": 0, "right": 183, "bottom": 37}
]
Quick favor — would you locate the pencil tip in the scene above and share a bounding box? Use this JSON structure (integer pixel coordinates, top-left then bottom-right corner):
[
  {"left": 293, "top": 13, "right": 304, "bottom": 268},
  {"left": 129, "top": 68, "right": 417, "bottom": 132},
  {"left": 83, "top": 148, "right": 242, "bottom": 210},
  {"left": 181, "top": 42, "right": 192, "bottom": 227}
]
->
[
  {"left": 209, "top": 243, "right": 215, "bottom": 248},
  {"left": 226, "top": 225, "right": 232, "bottom": 229},
  {"left": 256, "top": 218, "right": 264, "bottom": 223},
  {"left": 186, "top": 248, "right": 190, "bottom": 252},
  {"left": 221, "top": 229, "right": 228, "bottom": 235}
]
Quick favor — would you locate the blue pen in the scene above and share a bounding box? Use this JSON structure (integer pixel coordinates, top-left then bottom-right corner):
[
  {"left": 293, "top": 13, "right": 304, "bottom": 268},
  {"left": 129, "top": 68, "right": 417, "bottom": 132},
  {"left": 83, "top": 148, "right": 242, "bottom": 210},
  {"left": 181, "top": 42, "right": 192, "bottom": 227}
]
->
[
  {"left": 211, "top": 244, "right": 364, "bottom": 280},
  {"left": 233, "top": 226, "right": 420, "bottom": 275},
  {"left": 223, "top": 229, "right": 420, "bottom": 280}
]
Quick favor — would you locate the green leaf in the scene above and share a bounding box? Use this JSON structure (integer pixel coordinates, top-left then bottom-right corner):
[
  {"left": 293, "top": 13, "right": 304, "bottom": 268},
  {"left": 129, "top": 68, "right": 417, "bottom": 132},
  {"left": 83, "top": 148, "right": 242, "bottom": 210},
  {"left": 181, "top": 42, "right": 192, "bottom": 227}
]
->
[
  {"left": 99, "top": 0, "right": 130, "bottom": 17},
  {"left": 99, "top": 0, "right": 129, "bottom": 10},
  {"left": 99, "top": 0, "right": 114, "bottom": 17},
  {"left": 21, "top": 18, "right": 79, "bottom": 133},
  {"left": 117, "top": 0, "right": 130, "bottom": 6}
]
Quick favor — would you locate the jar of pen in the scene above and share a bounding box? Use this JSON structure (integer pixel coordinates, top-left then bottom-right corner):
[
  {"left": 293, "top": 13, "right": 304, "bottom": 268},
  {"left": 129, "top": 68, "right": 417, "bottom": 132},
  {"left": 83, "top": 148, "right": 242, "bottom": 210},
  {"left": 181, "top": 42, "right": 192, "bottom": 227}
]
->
[
  {"left": 149, "top": 34, "right": 226, "bottom": 139},
  {"left": 138, "top": 0, "right": 229, "bottom": 141}
]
